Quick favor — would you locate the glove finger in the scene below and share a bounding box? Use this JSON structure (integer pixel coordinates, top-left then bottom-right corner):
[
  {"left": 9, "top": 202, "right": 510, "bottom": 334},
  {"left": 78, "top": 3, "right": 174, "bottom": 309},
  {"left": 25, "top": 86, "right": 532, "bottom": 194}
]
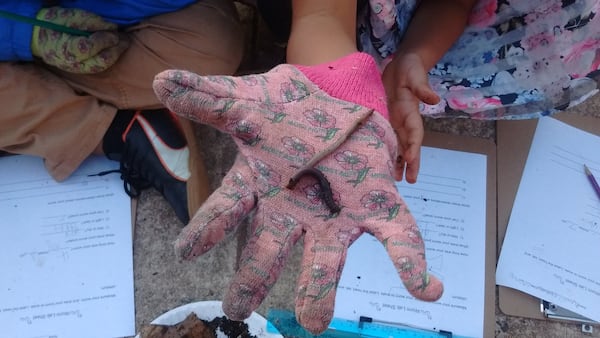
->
[
  {"left": 40, "top": 7, "right": 118, "bottom": 31},
  {"left": 68, "top": 9, "right": 119, "bottom": 31},
  {"left": 223, "top": 206, "right": 303, "bottom": 321},
  {"left": 153, "top": 70, "right": 249, "bottom": 123},
  {"left": 174, "top": 158, "right": 256, "bottom": 260},
  {"left": 365, "top": 197, "right": 443, "bottom": 301},
  {"left": 153, "top": 67, "right": 292, "bottom": 134},
  {"left": 66, "top": 31, "right": 120, "bottom": 61},
  {"left": 295, "top": 226, "right": 359, "bottom": 335},
  {"left": 67, "top": 35, "right": 129, "bottom": 74}
]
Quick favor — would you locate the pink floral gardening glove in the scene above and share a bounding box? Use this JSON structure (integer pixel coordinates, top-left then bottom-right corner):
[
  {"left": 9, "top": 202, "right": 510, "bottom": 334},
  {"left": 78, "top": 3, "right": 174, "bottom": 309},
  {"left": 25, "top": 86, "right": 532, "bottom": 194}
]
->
[{"left": 153, "top": 52, "right": 443, "bottom": 335}]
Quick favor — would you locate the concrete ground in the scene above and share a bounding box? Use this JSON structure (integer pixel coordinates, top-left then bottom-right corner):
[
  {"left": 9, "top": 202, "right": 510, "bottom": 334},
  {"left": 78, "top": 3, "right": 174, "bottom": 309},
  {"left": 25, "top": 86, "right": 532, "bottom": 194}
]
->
[{"left": 131, "top": 4, "right": 600, "bottom": 337}]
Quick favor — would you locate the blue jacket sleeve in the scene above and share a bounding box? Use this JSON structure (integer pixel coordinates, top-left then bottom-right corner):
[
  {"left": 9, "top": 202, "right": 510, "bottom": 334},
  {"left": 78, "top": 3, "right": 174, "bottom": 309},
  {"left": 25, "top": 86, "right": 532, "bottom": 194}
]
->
[
  {"left": 58, "top": 0, "right": 198, "bottom": 25},
  {"left": 0, "top": 1, "right": 43, "bottom": 61}
]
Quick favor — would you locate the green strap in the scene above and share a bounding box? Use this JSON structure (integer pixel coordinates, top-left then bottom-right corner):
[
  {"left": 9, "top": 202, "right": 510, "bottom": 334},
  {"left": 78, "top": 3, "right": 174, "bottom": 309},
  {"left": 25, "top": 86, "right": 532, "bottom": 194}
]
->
[{"left": 0, "top": 9, "right": 92, "bottom": 37}]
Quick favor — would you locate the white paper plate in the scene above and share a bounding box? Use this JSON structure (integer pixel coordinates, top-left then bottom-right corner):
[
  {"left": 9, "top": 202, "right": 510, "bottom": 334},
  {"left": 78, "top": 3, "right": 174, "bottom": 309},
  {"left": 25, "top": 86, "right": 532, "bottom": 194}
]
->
[{"left": 136, "top": 300, "right": 283, "bottom": 338}]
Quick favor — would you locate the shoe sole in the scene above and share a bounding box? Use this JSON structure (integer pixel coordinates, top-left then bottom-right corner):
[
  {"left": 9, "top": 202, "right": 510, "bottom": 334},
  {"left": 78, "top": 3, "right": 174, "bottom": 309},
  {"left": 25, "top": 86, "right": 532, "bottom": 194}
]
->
[{"left": 178, "top": 117, "right": 212, "bottom": 221}]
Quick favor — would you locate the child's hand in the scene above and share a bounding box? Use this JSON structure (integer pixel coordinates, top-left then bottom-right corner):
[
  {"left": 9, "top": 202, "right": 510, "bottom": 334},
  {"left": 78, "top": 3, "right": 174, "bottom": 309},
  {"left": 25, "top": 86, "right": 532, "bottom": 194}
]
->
[{"left": 382, "top": 52, "right": 440, "bottom": 183}]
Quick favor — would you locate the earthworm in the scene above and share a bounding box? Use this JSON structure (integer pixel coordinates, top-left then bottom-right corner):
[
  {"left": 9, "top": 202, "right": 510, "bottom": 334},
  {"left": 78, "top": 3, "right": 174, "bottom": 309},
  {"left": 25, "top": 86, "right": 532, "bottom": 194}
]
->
[
  {"left": 287, "top": 168, "right": 341, "bottom": 214},
  {"left": 285, "top": 108, "right": 374, "bottom": 215}
]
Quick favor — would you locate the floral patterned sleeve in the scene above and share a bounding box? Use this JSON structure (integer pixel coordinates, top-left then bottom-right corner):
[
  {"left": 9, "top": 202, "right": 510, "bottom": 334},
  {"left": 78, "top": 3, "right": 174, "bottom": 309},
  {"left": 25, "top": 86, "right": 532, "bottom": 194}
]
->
[{"left": 358, "top": 0, "right": 600, "bottom": 120}]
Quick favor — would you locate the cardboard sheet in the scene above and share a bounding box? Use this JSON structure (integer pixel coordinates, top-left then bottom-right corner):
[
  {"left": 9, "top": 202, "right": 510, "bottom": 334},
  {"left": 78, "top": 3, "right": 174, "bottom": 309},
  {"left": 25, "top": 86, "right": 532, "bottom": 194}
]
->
[{"left": 496, "top": 112, "right": 600, "bottom": 320}]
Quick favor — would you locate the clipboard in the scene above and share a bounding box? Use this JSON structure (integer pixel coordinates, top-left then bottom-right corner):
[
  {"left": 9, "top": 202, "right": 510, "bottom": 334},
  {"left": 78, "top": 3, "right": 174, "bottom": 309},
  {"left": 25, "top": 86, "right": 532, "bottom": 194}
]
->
[
  {"left": 422, "top": 131, "right": 497, "bottom": 338},
  {"left": 496, "top": 112, "right": 600, "bottom": 321}
]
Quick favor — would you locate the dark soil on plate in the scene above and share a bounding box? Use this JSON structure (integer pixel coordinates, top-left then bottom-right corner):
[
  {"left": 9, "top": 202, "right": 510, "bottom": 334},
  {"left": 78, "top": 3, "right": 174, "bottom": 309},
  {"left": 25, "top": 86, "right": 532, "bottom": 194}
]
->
[
  {"left": 140, "top": 312, "right": 258, "bottom": 338},
  {"left": 204, "top": 315, "right": 257, "bottom": 338}
]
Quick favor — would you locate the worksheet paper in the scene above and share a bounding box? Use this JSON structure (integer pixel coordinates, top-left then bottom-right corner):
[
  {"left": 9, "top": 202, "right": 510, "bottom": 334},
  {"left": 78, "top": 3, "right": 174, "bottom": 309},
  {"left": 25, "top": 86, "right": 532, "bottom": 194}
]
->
[
  {"left": 0, "top": 155, "right": 134, "bottom": 338},
  {"left": 496, "top": 117, "right": 600, "bottom": 322},
  {"left": 333, "top": 146, "right": 487, "bottom": 338}
]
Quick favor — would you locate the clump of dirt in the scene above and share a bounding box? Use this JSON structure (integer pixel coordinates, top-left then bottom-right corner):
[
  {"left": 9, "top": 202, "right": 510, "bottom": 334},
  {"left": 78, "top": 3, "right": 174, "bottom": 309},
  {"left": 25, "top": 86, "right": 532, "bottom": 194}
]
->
[{"left": 140, "top": 312, "right": 258, "bottom": 338}]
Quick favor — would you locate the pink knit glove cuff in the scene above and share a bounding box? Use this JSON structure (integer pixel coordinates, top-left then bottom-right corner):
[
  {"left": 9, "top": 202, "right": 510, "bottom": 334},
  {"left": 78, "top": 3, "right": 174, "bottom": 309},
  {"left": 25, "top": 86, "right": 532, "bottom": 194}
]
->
[{"left": 296, "top": 52, "right": 389, "bottom": 119}]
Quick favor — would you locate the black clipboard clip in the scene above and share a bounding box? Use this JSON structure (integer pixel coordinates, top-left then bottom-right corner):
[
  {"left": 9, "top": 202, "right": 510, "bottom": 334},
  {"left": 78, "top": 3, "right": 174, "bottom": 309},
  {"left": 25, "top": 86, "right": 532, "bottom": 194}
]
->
[{"left": 540, "top": 299, "right": 597, "bottom": 333}]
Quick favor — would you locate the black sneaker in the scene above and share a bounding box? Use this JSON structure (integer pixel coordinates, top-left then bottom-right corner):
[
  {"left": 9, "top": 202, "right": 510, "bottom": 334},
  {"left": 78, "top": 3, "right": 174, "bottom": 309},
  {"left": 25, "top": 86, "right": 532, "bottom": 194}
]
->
[{"left": 103, "top": 109, "right": 191, "bottom": 224}]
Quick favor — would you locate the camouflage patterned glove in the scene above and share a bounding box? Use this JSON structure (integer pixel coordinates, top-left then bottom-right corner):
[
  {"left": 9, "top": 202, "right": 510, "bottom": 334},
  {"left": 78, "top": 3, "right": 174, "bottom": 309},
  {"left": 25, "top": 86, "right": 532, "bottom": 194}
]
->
[
  {"left": 153, "top": 52, "right": 444, "bottom": 335},
  {"left": 31, "top": 7, "right": 128, "bottom": 74}
]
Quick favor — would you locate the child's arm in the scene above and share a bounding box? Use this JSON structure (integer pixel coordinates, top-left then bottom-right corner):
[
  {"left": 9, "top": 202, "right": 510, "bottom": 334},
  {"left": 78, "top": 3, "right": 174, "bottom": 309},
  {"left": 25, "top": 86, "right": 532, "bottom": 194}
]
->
[
  {"left": 383, "top": 0, "right": 476, "bottom": 183},
  {"left": 286, "top": 0, "right": 358, "bottom": 65},
  {"left": 396, "top": 0, "right": 476, "bottom": 70}
]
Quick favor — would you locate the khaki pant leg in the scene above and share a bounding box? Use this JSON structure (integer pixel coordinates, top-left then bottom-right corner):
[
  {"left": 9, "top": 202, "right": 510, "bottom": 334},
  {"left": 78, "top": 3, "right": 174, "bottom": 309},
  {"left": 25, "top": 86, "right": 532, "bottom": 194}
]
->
[
  {"left": 0, "top": 63, "right": 116, "bottom": 182},
  {"left": 56, "top": 0, "right": 244, "bottom": 109}
]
